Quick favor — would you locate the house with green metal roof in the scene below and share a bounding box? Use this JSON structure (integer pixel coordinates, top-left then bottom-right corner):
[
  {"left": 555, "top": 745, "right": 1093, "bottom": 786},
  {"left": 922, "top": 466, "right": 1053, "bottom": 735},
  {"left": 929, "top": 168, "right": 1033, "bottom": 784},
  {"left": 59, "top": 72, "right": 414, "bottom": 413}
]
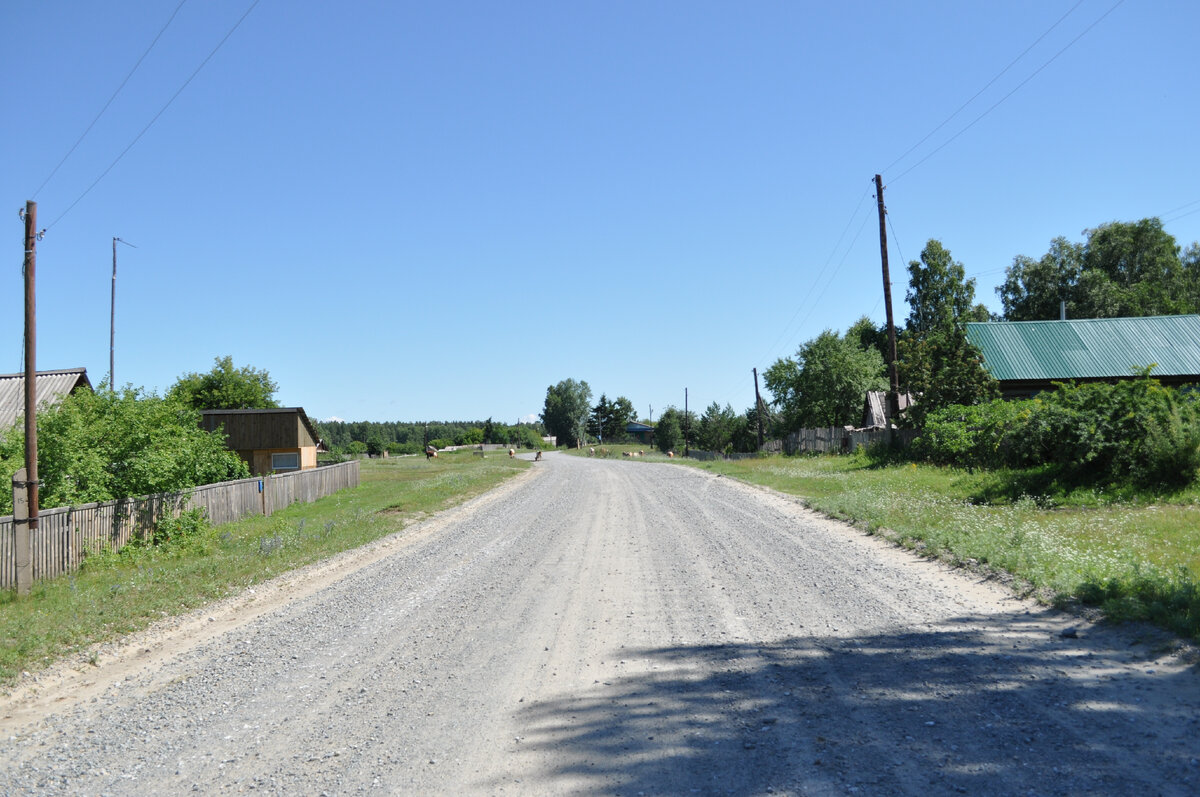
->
[{"left": 965, "top": 315, "right": 1200, "bottom": 398}]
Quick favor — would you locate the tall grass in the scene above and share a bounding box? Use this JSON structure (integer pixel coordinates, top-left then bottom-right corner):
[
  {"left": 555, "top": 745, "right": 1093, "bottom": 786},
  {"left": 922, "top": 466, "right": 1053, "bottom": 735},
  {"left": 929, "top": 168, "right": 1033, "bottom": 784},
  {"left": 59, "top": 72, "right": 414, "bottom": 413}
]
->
[{"left": 0, "top": 453, "right": 527, "bottom": 686}]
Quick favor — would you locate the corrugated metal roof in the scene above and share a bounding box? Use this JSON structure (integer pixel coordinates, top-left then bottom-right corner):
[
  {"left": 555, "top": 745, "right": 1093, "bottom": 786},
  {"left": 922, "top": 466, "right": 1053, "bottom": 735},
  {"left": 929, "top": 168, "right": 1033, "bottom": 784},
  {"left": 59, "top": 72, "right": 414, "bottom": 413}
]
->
[
  {"left": 965, "top": 316, "right": 1200, "bottom": 382},
  {"left": 0, "top": 368, "right": 92, "bottom": 431}
]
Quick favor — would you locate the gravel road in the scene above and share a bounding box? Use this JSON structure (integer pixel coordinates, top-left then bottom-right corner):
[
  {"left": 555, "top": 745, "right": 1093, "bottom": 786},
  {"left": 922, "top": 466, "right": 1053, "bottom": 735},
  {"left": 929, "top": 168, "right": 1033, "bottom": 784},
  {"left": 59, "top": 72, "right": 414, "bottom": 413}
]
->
[{"left": 2, "top": 452, "right": 1199, "bottom": 795}]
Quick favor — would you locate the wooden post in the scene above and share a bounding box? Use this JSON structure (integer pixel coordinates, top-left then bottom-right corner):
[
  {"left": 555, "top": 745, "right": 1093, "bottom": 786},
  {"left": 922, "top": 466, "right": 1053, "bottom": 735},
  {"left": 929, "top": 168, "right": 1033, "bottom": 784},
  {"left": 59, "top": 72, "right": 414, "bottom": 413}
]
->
[
  {"left": 22, "top": 201, "right": 40, "bottom": 594},
  {"left": 753, "top": 367, "right": 765, "bottom": 450},
  {"left": 875, "top": 175, "right": 901, "bottom": 421},
  {"left": 14, "top": 468, "right": 31, "bottom": 594}
]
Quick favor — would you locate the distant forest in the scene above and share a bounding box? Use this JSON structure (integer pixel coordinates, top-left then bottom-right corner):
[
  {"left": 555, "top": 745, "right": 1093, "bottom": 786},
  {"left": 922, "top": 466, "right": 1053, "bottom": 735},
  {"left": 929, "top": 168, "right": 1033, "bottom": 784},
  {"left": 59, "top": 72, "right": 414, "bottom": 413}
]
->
[{"left": 314, "top": 419, "right": 548, "bottom": 455}]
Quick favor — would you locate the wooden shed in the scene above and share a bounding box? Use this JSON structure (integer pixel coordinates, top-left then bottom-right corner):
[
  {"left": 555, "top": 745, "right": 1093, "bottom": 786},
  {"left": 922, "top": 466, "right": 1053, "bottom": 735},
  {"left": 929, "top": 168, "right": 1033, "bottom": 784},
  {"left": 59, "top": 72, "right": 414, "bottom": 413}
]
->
[{"left": 200, "top": 407, "right": 324, "bottom": 475}]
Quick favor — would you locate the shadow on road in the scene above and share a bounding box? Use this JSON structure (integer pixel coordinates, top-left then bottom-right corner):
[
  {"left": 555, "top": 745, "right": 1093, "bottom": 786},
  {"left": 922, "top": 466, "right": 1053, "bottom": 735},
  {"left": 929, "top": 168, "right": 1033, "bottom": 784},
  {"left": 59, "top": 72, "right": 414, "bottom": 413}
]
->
[{"left": 510, "top": 613, "right": 1199, "bottom": 795}]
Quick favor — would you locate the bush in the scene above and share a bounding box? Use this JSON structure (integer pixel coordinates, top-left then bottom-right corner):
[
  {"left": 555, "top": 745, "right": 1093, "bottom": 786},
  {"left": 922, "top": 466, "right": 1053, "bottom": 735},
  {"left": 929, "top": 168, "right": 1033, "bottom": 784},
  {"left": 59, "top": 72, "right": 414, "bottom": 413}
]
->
[{"left": 913, "top": 372, "right": 1200, "bottom": 488}]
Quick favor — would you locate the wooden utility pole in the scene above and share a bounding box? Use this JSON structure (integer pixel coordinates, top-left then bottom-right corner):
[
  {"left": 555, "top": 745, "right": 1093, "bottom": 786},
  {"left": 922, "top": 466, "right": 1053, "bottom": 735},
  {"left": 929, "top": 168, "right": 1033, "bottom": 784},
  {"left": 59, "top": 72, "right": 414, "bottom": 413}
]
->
[
  {"left": 684, "top": 388, "right": 689, "bottom": 457},
  {"left": 18, "top": 201, "right": 40, "bottom": 595},
  {"left": 752, "top": 367, "right": 764, "bottom": 450},
  {"left": 109, "top": 237, "right": 135, "bottom": 391},
  {"left": 875, "top": 175, "right": 901, "bottom": 421},
  {"left": 111, "top": 238, "right": 117, "bottom": 390}
]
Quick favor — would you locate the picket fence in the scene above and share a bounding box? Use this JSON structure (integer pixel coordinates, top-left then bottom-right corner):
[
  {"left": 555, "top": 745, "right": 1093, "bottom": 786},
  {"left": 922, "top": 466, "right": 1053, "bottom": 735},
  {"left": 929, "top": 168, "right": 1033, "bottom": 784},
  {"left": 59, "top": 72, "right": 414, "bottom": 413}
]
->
[{"left": 0, "top": 460, "right": 359, "bottom": 590}]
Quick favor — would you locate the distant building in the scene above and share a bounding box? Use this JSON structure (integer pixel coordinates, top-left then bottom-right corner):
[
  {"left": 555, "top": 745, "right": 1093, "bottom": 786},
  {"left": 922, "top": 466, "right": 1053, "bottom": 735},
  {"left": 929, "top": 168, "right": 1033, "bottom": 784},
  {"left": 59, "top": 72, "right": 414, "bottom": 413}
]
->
[
  {"left": 626, "top": 421, "right": 654, "bottom": 445},
  {"left": 0, "top": 368, "right": 92, "bottom": 430},
  {"left": 200, "top": 407, "right": 325, "bottom": 475},
  {"left": 966, "top": 315, "right": 1200, "bottom": 398}
]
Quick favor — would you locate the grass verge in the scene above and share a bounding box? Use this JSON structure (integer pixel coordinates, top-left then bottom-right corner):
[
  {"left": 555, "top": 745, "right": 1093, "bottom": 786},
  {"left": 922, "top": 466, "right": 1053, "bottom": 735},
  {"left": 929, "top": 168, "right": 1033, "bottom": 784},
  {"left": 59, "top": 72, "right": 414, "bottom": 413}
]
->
[
  {"left": 679, "top": 452, "right": 1200, "bottom": 641},
  {"left": 0, "top": 452, "right": 528, "bottom": 686}
]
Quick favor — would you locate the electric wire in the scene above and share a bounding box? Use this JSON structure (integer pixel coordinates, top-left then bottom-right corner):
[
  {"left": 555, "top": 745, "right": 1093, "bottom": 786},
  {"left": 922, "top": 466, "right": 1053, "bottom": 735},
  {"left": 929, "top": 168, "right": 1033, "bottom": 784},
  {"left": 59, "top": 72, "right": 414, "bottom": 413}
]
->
[
  {"left": 881, "top": 0, "right": 1085, "bottom": 177},
  {"left": 1161, "top": 199, "right": 1200, "bottom": 225},
  {"left": 45, "top": 0, "right": 260, "bottom": 231},
  {"left": 889, "top": 0, "right": 1127, "bottom": 186},
  {"left": 756, "top": 185, "right": 873, "bottom": 365},
  {"left": 31, "top": 0, "right": 188, "bottom": 200},
  {"left": 709, "top": 186, "right": 875, "bottom": 412}
]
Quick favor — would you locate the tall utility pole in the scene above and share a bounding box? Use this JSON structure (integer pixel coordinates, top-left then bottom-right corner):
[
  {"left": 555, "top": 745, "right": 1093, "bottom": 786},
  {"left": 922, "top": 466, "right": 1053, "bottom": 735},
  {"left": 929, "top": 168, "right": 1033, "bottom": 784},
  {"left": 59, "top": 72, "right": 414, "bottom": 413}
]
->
[
  {"left": 684, "top": 388, "right": 689, "bottom": 457},
  {"left": 110, "top": 237, "right": 135, "bottom": 391},
  {"left": 875, "top": 175, "right": 901, "bottom": 421},
  {"left": 18, "top": 201, "right": 41, "bottom": 595},
  {"left": 752, "top": 367, "right": 765, "bottom": 450}
]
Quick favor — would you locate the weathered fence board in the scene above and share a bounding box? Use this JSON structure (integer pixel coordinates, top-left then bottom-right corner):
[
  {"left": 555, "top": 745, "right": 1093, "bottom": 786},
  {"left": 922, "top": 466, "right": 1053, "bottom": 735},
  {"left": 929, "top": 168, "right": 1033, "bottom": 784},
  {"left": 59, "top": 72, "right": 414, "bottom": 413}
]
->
[
  {"left": 683, "top": 427, "right": 917, "bottom": 463},
  {"left": 783, "top": 426, "right": 917, "bottom": 455},
  {"left": 1, "top": 461, "right": 359, "bottom": 590}
]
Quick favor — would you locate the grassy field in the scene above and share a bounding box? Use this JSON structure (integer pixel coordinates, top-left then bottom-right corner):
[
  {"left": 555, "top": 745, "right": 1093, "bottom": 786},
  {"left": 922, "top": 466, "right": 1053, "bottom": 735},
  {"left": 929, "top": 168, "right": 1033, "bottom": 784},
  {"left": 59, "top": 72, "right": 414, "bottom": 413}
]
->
[
  {"left": 0, "top": 451, "right": 528, "bottom": 686},
  {"left": 678, "top": 452, "right": 1200, "bottom": 640}
]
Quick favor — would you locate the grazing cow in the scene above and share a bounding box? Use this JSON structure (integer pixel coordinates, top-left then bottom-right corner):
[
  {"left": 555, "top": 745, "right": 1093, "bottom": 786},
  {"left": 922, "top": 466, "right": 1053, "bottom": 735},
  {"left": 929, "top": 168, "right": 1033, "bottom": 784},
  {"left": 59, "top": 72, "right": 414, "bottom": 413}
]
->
[
  {"left": 425, "top": 445, "right": 438, "bottom": 460},
  {"left": 534, "top": 450, "right": 543, "bottom": 461},
  {"left": 589, "top": 447, "right": 595, "bottom": 457},
  {"left": 667, "top": 451, "right": 674, "bottom": 458},
  {"left": 509, "top": 448, "right": 515, "bottom": 458}
]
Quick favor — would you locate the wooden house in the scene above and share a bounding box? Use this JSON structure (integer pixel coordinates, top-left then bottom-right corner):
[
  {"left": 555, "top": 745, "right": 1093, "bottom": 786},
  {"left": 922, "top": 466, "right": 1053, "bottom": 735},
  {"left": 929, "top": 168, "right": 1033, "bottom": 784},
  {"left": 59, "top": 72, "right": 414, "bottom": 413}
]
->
[
  {"left": 626, "top": 421, "right": 655, "bottom": 445},
  {"left": 200, "top": 407, "right": 324, "bottom": 475},
  {"left": 0, "top": 368, "right": 92, "bottom": 430},
  {"left": 965, "top": 315, "right": 1200, "bottom": 398}
]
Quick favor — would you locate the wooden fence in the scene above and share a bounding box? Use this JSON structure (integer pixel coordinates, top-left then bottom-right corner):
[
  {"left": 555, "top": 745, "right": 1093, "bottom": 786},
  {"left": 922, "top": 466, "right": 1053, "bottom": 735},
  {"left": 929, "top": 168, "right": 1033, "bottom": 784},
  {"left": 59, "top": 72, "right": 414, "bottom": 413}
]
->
[
  {"left": 783, "top": 426, "right": 917, "bottom": 455},
  {"left": 0, "top": 460, "right": 359, "bottom": 591}
]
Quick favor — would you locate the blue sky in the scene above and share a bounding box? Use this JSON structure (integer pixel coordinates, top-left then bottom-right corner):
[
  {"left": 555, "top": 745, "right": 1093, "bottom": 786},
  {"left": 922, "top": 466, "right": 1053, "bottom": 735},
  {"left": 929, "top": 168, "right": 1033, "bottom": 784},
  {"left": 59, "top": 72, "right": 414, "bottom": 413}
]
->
[{"left": 5, "top": 1, "right": 1199, "bottom": 424}]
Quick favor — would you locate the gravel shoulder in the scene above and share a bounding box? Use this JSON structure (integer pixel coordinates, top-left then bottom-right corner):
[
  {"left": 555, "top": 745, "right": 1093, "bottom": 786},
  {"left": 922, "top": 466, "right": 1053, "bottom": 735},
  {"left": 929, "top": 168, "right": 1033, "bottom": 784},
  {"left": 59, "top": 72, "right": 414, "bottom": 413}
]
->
[{"left": 2, "top": 452, "right": 1198, "bottom": 795}]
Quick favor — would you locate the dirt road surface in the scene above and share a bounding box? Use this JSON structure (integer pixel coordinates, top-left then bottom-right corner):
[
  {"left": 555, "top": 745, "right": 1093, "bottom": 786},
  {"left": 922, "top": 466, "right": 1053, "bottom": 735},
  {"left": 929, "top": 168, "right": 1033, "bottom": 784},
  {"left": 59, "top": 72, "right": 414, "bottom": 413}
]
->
[{"left": 2, "top": 453, "right": 1198, "bottom": 795}]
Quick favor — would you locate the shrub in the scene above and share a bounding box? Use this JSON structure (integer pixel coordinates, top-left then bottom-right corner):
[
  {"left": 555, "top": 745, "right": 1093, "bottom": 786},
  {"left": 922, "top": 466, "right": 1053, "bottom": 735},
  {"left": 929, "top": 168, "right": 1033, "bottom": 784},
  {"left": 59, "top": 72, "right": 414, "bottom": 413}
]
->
[{"left": 913, "top": 372, "right": 1200, "bottom": 488}]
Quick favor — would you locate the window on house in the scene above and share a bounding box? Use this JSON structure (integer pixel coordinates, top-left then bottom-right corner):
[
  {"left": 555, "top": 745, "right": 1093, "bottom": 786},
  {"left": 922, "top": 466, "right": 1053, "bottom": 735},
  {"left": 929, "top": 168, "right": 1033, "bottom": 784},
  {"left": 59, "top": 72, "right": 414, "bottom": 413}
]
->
[{"left": 271, "top": 452, "right": 300, "bottom": 471}]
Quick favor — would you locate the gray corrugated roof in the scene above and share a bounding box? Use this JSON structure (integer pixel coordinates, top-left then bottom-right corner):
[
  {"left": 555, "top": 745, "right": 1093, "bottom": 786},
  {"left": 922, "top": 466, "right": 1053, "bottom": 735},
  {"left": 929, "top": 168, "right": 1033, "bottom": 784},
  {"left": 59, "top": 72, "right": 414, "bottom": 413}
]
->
[
  {"left": 0, "top": 368, "right": 92, "bottom": 431},
  {"left": 965, "top": 316, "right": 1200, "bottom": 382}
]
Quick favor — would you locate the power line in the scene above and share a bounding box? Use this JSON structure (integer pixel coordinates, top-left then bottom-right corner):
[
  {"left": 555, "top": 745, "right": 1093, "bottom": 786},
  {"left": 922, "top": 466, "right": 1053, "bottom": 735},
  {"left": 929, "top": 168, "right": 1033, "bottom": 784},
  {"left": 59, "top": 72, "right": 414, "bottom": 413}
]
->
[
  {"left": 1160, "top": 198, "right": 1200, "bottom": 225},
  {"left": 754, "top": 185, "right": 873, "bottom": 366},
  {"left": 882, "top": 0, "right": 1085, "bottom": 177},
  {"left": 32, "top": 1, "right": 189, "bottom": 199},
  {"left": 45, "top": 0, "right": 261, "bottom": 230},
  {"left": 890, "top": 0, "right": 1127, "bottom": 186}
]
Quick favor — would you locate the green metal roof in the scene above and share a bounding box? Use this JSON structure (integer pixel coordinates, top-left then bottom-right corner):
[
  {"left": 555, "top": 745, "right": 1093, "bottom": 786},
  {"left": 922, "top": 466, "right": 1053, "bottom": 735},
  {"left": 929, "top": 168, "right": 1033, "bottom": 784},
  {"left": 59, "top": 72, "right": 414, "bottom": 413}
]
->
[{"left": 965, "top": 315, "right": 1200, "bottom": 382}]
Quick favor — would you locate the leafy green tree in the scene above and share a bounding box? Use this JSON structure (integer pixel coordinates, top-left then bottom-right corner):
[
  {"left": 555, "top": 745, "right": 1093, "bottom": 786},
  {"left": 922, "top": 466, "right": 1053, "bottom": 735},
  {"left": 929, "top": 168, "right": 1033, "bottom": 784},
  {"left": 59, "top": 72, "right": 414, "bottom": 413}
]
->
[
  {"left": 899, "top": 240, "right": 996, "bottom": 426},
  {"left": 589, "top": 394, "right": 636, "bottom": 442},
  {"left": 0, "top": 387, "right": 248, "bottom": 514},
  {"left": 540, "top": 378, "right": 593, "bottom": 448},
  {"left": 655, "top": 407, "right": 683, "bottom": 453},
  {"left": 846, "top": 315, "right": 889, "bottom": 364},
  {"left": 905, "top": 240, "right": 990, "bottom": 333},
  {"left": 169, "top": 356, "right": 279, "bottom": 411},
  {"left": 997, "top": 237, "right": 1084, "bottom": 321},
  {"left": 697, "top": 402, "right": 740, "bottom": 452},
  {"left": 999, "top": 219, "right": 1197, "bottom": 320},
  {"left": 731, "top": 406, "right": 759, "bottom": 453},
  {"left": 608, "top": 396, "right": 635, "bottom": 442},
  {"left": 765, "top": 329, "right": 887, "bottom": 430},
  {"left": 898, "top": 328, "right": 997, "bottom": 428},
  {"left": 1082, "top": 218, "right": 1187, "bottom": 315}
]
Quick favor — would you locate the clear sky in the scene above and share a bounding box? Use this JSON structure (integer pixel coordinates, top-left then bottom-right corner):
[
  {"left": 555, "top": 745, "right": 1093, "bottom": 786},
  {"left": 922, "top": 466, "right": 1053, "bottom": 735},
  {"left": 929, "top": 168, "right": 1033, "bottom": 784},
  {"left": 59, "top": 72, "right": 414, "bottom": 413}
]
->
[{"left": 5, "top": 1, "right": 1199, "bottom": 424}]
